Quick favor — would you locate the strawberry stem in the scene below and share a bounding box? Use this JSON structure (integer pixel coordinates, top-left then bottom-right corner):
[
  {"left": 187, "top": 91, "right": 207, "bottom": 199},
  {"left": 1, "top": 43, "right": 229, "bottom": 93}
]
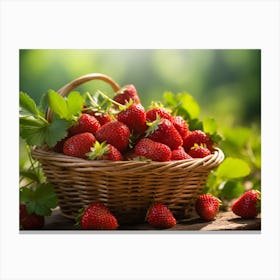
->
[{"left": 96, "top": 90, "right": 126, "bottom": 111}]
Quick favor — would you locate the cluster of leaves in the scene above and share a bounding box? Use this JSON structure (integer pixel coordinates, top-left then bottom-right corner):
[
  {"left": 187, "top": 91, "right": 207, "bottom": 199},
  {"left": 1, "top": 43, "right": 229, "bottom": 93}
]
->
[
  {"left": 163, "top": 91, "right": 261, "bottom": 206},
  {"left": 20, "top": 145, "right": 58, "bottom": 216},
  {"left": 19, "top": 90, "right": 86, "bottom": 216}
]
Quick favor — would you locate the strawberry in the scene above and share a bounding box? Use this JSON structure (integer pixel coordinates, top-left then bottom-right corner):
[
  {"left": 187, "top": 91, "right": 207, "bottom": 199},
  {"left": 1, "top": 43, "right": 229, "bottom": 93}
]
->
[
  {"left": 134, "top": 138, "right": 171, "bottom": 162},
  {"left": 183, "top": 130, "right": 213, "bottom": 152},
  {"left": 171, "top": 146, "right": 192, "bottom": 160},
  {"left": 68, "top": 113, "right": 101, "bottom": 136},
  {"left": 87, "top": 141, "right": 123, "bottom": 161},
  {"left": 146, "top": 107, "right": 173, "bottom": 122},
  {"left": 78, "top": 202, "right": 119, "bottom": 230},
  {"left": 172, "top": 116, "right": 189, "bottom": 140},
  {"left": 116, "top": 103, "right": 147, "bottom": 135},
  {"left": 188, "top": 145, "right": 211, "bottom": 158},
  {"left": 63, "top": 132, "right": 96, "bottom": 159},
  {"left": 20, "top": 204, "right": 44, "bottom": 230},
  {"left": 232, "top": 190, "right": 261, "bottom": 218},
  {"left": 146, "top": 203, "right": 176, "bottom": 229},
  {"left": 113, "top": 84, "right": 140, "bottom": 105},
  {"left": 195, "top": 194, "right": 221, "bottom": 221},
  {"left": 95, "top": 121, "right": 131, "bottom": 152},
  {"left": 146, "top": 117, "right": 183, "bottom": 150}
]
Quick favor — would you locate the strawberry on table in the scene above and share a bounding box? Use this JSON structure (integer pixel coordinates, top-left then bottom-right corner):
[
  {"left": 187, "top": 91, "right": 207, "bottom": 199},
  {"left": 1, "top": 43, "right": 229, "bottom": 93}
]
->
[
  {"left": 146, "top": 116, "right": 183, "bottom": 150},
  {"left": 232, "top": 190, "right": 261, "bottom": 218},
  {"left": 134, "top": 138, "right": 171, "bottom": 162},
  {"left": 195, "top": 194, "right": 221, "bottom": 221},
  {"left": 95, "top": 120, "right": 131, "bottom": 152},
  {"left": 68, "top": 113, "right": 101, "bottom": 136},
  {"left": 63, "top": 132, "right": 96, "bottom": 159},
  {"left": 20, "top": 204, "right": 45, "bottom": 230},
  {"left": 87, "top": 141, "right": 123, "bottom": 161},
  {"left": 77, "top": 202, "right": 119, "bottom": 230},
  {"left": 146, "top": 203, "right": 176, "bottom": 229}
]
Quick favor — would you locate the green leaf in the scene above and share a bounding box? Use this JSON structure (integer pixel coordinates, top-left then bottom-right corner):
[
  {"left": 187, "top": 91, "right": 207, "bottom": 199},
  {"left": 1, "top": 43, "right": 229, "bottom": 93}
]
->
[
  {"left": 216, "top": 157, "right": 251, "bottom": 180},
  {"left": 203, "top": 118, "right": 217, "bottom": 135},
  {"left": 45, "top": 119, "right": 69, "bottom": 147},
  {"left": 188, "top": 118, "right": 203, "bottom": 131},
  {"left": 48, "top": 90, "right": 68, "bottom": 119},
  {"left": 67, "top": 91, "right": 84, "bottom": 118},
  {"left": 20, "top": 118, "right": 49, "bottom": 146},
  {"left": 20, "top": 170, "right": 41, "bottom": 183},
  {"left": 163, "top": 91, "right": 177, "bottom": 107},
  {"left": 177, "top": 92, "right": 200, "bottom": 119},
  {"left": 220, "top": 180, "right": 245, "bottom": 199},
  {"left": 20, "top": 91, "right": 40, "bottom": 116},
  {"left": 20, "top": 184, "right": 58, "bottom": 216}
]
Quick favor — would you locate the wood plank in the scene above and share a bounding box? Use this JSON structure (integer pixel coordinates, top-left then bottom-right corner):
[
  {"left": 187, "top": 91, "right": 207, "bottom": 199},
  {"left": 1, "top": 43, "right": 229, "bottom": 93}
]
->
[{"left": 43, "top": 209, "right": 261, "bottom": 231}]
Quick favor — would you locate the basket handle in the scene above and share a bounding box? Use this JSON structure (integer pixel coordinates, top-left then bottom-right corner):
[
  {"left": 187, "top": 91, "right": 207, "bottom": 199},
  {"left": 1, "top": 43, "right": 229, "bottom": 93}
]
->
[{"left": 46, "top": 73, "right": 121, "bottom": 122}]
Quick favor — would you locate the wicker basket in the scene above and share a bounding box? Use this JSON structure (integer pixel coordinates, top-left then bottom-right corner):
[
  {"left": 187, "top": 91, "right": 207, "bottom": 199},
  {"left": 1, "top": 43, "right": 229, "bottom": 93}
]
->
[{"left": 31, "top": 73, "right": 225, "bottom": 225}]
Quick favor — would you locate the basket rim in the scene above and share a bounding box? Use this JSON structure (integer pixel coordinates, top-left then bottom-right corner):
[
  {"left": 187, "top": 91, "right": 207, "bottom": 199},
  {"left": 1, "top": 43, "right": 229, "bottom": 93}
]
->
[{"left": 32, "top": 146, "right": 224, "bottom": 172}]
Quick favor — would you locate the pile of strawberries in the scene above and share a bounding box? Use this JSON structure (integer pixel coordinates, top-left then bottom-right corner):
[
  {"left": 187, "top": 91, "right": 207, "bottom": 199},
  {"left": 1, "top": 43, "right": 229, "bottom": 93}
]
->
[
  {"left": 55, "top": 84, "right": 215, "bottom": 162},
  {"left": 73, "top": 189, "right": 261, "bottom": 230}
]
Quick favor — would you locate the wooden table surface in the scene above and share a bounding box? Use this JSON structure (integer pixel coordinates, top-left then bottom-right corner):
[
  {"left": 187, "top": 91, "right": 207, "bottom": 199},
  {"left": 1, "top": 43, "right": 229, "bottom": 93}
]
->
[{"left": 42, "top": 209, "right": 261, "bottom": 231}]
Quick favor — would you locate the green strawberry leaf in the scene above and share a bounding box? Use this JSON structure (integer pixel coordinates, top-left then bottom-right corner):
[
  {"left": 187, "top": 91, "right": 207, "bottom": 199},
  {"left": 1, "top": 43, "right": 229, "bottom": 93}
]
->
[
  {"left": 48, "top": 90, "right": 84, "bottom": 120},
  {"left": 20, "top": 118, "right": 49, "bottom": 146},
  {"left": 177, "top": 92, "right": 200, "bottom": 119},
  {"left": 20, "top": 183, "right": 58, "bottom": 216},
  {"left": 45, "top": 119, "right": 69, "bottom": 147},
  {"left": 67, "top": 91, "right": 84, "bottom": 118},
  {"left": 203, "top": 118, "right": 217, "bottom": 135},
  {"left": 20, "top": 91, "right": 41, "bottom": 116},
  {"left": 216, "top": 157, "right": 251, "bottom": 180},
  {"left": 220, "top": 180, "right": 245, "bottom": 199},
  {"left": 48, "top": 90, "right": 68, "bottom": 119}
]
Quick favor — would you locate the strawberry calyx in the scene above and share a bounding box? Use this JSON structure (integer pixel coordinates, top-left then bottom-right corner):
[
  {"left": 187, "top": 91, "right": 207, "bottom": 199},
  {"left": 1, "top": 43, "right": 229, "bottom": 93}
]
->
[
  {"left": 86, "top": 141, "right": 110, "bottom": 160},
  {"left": 145, "top": 114, "right": 162, "bottom": 137}
]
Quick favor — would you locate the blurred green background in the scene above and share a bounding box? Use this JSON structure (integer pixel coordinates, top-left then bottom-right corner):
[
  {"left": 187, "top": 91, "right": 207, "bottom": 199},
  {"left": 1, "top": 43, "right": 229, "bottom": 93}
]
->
[
  {"left": 20, "top": 49, "right": 261, "bottom": 200},
  {"left": 20, "top": 49, "right": 260, "bottom": 127}
]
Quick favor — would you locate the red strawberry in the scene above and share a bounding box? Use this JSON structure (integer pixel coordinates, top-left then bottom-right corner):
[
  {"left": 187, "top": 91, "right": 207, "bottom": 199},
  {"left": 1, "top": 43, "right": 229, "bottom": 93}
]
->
[
  {"left": 171, "top": 146, "right": 192, "bottom": 160},
  {"left": 113, "top": 84, "right": 140, "bottom": 105},
  {"left": 95, "top": 121, "right": 131, "bottom": 152},
  {"left": 172, "top": 116, "right": 189, "bottom": 140},
  {"left": 146, "top": 203, "right": 176, "bottom": 229},
  {"left": 146, "top": 117, "right": 183, "bottom": 150},
  {"left": 20, "top": 204, "right": 44, "bottom": 230},
  {"left": 86, "top": 141, "right": 123, "bottom": 161},
  {"left": 188, "top": 145, "right": 211, "bottom": 158},
  {"left": 68, "top": 113, "right": 101, "bottom": 136},
  {"left": 134, "top": 138, "right": 171, "bottom": 162},
  {"left": 146, "top": 107, "right": 173, "bottom": 122},
  {"left": 183, "top": 130, "right": 213, "bottom": 152},
  {"left": 232, "top": 190, "right": 261, "bottom": 218},
  {"left": 63, "top": 132, "right": 96, "bottom": 159},
  {"left": 195, "top": 194, "right": 221, "bottom": 221},
  {"left": 79, "top": 202, "right": 119, "bottom": 230},
  {"left": 117, "top": 103, "right": 147, "bottom": 135}
]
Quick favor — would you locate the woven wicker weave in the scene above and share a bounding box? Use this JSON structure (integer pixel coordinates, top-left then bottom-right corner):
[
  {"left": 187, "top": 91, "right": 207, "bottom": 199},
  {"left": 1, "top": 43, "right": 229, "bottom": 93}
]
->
[{"left": 32, "top": 73, "right": 225, "bottom": 225}]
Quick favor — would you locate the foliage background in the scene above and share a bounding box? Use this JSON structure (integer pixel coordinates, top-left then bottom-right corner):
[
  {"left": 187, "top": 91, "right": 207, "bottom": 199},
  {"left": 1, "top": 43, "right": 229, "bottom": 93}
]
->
[{"left": 19, "top": 49, "right": 261, "bottom": 203}]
